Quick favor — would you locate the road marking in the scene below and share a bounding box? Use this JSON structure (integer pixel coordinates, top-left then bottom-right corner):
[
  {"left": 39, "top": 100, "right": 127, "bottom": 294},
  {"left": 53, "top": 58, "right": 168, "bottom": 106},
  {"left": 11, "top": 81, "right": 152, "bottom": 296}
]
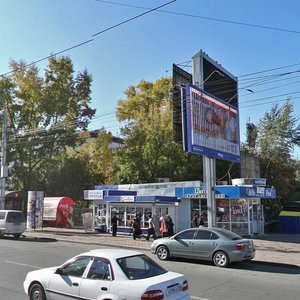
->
[
  {"left": 191, "top": 297, "right": 210, "bottom": 300},
  {"left": 5, "top": 260, "right": 41, "bottom": 269}
]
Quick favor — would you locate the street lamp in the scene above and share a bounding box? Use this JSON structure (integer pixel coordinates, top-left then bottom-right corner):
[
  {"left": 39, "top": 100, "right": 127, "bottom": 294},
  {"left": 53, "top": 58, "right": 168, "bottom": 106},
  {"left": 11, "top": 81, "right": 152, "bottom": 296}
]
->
[
  {"left": 0, "top": 108, "right": 7, "bottom": 210},
  {"left": 227, "top": 88, "right": 254, "bottom": 104}
]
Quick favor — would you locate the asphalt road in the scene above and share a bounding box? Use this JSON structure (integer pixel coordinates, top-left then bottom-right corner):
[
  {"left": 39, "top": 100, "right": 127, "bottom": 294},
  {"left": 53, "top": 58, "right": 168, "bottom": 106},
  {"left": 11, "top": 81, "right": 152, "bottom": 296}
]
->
[{"left": 0, "top": 236, "right": 299, "bottom": 300}]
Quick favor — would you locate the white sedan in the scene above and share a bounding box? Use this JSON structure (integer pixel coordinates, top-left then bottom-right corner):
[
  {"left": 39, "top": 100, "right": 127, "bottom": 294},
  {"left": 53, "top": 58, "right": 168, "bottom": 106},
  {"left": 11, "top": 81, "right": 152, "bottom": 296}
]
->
[{"left": 24, "top": 248, "right": 190, "bottom": 300}]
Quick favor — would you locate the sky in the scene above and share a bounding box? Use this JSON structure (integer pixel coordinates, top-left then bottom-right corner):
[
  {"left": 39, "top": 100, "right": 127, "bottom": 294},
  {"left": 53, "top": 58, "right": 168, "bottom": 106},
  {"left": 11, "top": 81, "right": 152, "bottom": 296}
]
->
[{"left": 1, "top": 0, "right": 300, "bottom": 156}]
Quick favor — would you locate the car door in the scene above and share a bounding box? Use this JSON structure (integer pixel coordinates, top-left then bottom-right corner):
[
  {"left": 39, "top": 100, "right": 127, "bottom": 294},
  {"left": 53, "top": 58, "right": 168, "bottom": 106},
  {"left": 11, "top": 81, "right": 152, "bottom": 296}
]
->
[
  {"left": 79, "top": 257, "right": 113, "bottom": 299},
  {"left": 170, "top": 229, "right": 196, "bottom": 258},
  {"left": 193, "top": 229, "right": 219, "bottom": 259},
  {"left": 47, "top": 256, "right": 91, "bottom": 300}
]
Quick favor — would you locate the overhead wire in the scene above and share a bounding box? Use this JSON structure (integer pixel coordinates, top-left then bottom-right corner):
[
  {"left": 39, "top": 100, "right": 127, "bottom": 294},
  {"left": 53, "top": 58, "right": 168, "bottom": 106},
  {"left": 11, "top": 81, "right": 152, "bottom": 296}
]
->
[
  {"left": 0, "top": 0, "right": 176, "bottom": 78},
  {"left": 1, "top": 0, "right": 299, "bottom": 145},
  {"left": 95, "top": 0, "right": 300, "bottom": 35}
]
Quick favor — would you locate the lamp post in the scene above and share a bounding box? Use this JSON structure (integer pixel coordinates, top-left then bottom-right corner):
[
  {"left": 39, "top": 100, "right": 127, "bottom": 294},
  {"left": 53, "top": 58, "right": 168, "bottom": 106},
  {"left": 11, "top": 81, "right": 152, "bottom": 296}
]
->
[
  {"left": 0, "top": 108, "right": 7, "bottom": 210},
  {"left": 227, "top": 88, "right": 254, "bottom": 104}
]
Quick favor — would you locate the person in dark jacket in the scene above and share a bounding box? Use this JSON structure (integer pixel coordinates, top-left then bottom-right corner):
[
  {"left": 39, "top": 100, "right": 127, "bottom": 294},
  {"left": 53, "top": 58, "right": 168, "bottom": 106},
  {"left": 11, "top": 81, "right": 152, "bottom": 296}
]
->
[
  {"left": 111, "top": 213, "right": 121, "bottom": 237},
  {"left": 164, "top": 214, "right": 174, "bottom": 236},
  {"left": 132, "top": 215, "right": 142, "bottom": 240}
]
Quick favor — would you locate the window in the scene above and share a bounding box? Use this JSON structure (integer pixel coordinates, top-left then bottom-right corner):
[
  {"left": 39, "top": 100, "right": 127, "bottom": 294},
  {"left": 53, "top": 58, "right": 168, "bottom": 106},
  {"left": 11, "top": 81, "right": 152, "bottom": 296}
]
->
[
  {"left": 87, "top": 258, "right": 111, "bottom": 280},
  {"left": 176, "top": 230, "right": 196, "bottom": 240},
  {"left": 6, "top": 211, "right": 25, "bottom": 223},
  {"left": 60, "top": 257, "right": 91, "bottom": 277},
  {"left": 117, "top": 254, "right": 166, "bottom": 280},
  {"left": 195, "top": 230, "right": 219, "bottom": 240}
]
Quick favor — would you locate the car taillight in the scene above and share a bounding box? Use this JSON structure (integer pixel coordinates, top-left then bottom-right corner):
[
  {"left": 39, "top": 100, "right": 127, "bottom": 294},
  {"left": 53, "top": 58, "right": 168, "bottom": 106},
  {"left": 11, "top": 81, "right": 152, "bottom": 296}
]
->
[
  {"left": 141, "top": 290, "right": 164, "bottom": 300},
  {"left": 235, "top": 242, "right": 247, "bottom": 251},
  {"left": 182, "top": 279, "right": 188, "bottom": 291}
]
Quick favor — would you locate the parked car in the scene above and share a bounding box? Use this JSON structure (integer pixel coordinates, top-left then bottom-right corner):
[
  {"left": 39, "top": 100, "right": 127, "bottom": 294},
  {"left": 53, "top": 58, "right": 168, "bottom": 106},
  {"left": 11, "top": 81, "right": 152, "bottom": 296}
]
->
[
  {"left": 24, "top": 248, "right": 190, "bottom": 300},
  {"left": 151, "top": 227, "right": 255, "bottom": 268},
  {"left": 0, "top": 210, "right": 26, "bottom": 238}
]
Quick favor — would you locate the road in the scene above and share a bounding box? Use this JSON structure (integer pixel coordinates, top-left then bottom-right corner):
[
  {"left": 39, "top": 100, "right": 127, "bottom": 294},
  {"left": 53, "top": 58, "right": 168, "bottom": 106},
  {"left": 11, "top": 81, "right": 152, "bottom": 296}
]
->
[{"left": 0, "top": 236, "right": 299, "bottom": 300}]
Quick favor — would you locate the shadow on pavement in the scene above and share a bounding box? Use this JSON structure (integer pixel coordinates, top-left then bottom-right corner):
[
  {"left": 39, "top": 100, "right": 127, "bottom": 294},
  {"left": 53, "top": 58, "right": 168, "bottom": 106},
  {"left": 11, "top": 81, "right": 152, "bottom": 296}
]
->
[
  {"left": 14, "top": 235, "right": 58, "bottom": 243},
  {"left": 232, "top": 261, "right": 300, "bottom": 274},
  {"left": 168, "top": 257, "right": 300, "bottom": 275}
]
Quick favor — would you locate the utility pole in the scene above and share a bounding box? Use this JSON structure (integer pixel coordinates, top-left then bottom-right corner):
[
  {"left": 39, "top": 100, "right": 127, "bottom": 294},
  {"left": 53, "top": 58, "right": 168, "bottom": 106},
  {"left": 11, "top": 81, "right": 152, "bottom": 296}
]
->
[{"left": 0, "top": 108, "right": 7, "bottom": 210}]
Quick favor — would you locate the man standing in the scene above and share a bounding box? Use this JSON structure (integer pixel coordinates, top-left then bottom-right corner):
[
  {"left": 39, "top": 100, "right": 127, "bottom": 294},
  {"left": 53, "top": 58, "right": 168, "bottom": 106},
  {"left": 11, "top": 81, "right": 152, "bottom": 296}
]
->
[{"left": 111, "top": 213, "right": 121, "bottom": 237}]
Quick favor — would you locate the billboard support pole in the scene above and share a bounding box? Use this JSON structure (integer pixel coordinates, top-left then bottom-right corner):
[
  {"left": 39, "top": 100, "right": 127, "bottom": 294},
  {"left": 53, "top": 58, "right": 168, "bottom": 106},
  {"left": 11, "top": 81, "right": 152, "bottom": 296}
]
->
[{"left": 204, "top": 156, "right": 217, "bottom": 227}]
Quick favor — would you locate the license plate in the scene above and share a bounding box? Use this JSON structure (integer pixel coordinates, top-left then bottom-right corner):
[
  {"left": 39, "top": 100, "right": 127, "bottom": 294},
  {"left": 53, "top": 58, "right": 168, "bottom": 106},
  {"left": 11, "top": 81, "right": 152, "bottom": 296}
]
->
[{"left": 167, "top": 284, "right": 181, "bottom": 296}]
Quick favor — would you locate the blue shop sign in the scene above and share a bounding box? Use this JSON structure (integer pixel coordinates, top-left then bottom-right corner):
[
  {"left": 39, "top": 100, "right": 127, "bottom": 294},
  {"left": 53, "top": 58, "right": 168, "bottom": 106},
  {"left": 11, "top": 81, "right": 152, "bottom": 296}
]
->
[{"left": 176, "top": 186, "right": 276, "bottom": 199}]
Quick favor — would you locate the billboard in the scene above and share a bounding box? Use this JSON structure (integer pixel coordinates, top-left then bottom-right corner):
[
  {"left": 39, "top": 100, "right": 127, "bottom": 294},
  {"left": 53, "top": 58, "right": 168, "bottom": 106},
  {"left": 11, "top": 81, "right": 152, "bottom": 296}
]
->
[
  {"left": 193, "top": 50, "right": 238, "bottom": 108},
  {"left": 185, "top": 84, "right": 240, "bottom": 162},
  {"left": 172, "top": 64, "right": 192, "bottom": 146}
]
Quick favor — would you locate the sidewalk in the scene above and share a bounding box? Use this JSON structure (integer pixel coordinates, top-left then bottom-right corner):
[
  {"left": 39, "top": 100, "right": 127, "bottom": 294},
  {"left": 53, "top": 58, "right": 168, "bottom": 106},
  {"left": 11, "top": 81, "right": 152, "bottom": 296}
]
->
[{"left": 24, "top": 228, "right": 300, "bottom": 268}]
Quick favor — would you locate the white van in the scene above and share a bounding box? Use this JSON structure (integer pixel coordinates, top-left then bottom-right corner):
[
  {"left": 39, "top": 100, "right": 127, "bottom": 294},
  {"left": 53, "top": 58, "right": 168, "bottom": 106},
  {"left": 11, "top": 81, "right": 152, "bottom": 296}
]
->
[{"left": 0, "top": 210, "right": 26, "bottom": 238}]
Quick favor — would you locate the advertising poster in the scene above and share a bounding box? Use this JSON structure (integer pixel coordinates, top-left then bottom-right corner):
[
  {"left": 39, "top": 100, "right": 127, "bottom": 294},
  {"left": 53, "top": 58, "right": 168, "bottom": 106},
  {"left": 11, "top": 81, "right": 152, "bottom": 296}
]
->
[{"left": 185, "top": 84, "right": 240, "bottom": 162}]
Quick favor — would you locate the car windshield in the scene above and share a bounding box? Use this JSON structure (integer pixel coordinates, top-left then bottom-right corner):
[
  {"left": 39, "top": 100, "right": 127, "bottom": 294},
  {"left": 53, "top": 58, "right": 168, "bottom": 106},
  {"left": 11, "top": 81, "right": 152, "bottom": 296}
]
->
[{"left": 117, "top": 254, "right": 167, "bottom": 280}]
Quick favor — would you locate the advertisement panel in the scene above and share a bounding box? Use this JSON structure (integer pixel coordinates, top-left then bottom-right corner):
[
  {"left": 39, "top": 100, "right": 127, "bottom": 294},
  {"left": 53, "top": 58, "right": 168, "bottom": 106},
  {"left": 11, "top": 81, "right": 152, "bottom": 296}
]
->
[{"left": 185, "top": 84, "right": 240, "bottom": 162}]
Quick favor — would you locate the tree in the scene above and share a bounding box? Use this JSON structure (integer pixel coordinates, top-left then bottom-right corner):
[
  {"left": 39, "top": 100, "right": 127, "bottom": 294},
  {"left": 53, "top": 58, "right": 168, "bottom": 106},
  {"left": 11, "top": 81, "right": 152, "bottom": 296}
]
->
[
  {"left": 257, "top": 101, "right": 298, "bottom": 200},
  {"left": 0, "top": 56, "right": 95, "bottom": 192},
  {"left": 114, "top": 78, "right": 202, "bottom": 184},
  {"left": 73, "top": 129, "right": 116, "bottom": 185}
]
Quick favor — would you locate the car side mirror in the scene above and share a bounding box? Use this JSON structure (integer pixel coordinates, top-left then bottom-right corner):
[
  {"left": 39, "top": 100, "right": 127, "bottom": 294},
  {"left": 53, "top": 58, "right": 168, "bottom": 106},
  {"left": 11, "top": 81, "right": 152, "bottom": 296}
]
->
[{"left": 55, "top": 268, "right": 63, "bottom": 275}]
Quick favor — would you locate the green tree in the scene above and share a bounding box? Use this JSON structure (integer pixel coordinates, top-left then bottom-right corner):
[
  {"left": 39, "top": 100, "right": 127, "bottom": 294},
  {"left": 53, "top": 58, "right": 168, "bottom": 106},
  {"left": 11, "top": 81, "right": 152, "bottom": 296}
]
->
[
  {"left": 72, "top": 129, "right": 115, "bottom": 185},
  {"left": 114, "top": 78, "right": 202, "bottom": 183},
  {"left": 257, "top": 101, "right": 298, "bottom": 200},
  {"left": 0, "top": 56, "right": 95, "bottom": 192},
  {"left": 44, "top": 152, "right": 90, "bottom": 201}
]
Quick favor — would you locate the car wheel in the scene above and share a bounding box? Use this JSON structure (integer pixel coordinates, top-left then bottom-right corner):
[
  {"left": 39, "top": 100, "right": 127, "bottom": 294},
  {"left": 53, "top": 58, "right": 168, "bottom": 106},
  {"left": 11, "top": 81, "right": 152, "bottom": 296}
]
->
[
  {"left": 156, "top": 245, "right": 170, "bottom": 260},
  {"left": 213, "top": 251, "right": 229, "bottom": 268},
  {"left": 14, "top": 233, "right": 21, "bottom": 238},
  {"left": 29, "top": 283, "right": 46, "bottom": 300}
]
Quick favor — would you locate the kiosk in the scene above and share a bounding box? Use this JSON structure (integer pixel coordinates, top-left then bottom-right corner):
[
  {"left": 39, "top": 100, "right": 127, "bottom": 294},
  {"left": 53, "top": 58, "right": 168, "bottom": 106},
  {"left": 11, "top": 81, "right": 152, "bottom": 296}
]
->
[
  {"left": 175, "top": 178, "right": 276, "bottom": 235},
  {"left": 84, "top": 187, "right": 178, "bottom": 235}
]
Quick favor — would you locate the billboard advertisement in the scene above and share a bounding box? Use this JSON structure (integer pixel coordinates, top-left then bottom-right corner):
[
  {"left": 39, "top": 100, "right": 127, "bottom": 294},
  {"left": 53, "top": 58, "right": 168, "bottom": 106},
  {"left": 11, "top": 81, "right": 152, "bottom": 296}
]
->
[{"left": 185, "top": 84, "right": 240, "bottom": 162}]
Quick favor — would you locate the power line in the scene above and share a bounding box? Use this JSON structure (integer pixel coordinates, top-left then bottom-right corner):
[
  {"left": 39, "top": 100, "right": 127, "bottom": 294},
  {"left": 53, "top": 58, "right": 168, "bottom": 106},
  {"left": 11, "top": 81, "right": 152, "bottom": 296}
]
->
[
  {"left": 96, "top": 0, "right": 300, "bottom": 35},
  {"left": 0, "top": 0, "right": 176, "bottom": 78},
  {"left": 92, "top": 0, "right": 176, "bottom": 37}
]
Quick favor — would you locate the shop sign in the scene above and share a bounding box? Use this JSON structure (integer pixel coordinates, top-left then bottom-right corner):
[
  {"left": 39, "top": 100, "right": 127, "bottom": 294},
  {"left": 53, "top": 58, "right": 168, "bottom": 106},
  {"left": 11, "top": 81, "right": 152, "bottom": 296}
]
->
[
  {"left": 120, "top": 195, "right": 135, "bottom": 202},
  {"left": 84, "top": 190, "right": 104, "bottom": 200},
  {"left": 185, "top": 192, "right": 226, "bottom": 199}
]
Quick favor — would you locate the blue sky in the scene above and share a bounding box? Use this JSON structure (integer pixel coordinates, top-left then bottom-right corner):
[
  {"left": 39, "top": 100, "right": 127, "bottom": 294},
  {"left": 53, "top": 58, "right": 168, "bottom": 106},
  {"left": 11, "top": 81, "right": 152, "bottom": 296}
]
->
[{"left": 1, "top": 0, "right": 300, "bottom": 156}]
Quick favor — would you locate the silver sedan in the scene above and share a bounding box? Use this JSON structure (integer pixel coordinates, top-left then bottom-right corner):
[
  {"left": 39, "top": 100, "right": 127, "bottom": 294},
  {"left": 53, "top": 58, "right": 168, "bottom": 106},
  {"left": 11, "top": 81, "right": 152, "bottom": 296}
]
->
[{"left": 151, "top": 227, "right": 255, "bottom": 267}]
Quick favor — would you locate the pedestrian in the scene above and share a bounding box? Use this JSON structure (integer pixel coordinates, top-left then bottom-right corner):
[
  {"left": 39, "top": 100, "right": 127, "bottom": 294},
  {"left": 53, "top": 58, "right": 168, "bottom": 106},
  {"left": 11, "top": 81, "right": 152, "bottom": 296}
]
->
[
  {"left": 111, "top": 213, "right": 121, "bottom": 237},
  {"left": 199, "top": 214, "right": 205, "bottom": 227},
  {"left": 192, "top": 213, "right": 199, "bottom": 228},
  {"left": 160, "top": 216, "right": 168, "bottom": 237},
  {"left": 152, "top": 214, "right": 161, "bottom": 238},
  {"left": 146, "top": 214, "right": 156, "bottom": 241},
  {"left": 164, "top": 214, "right": 174, "bottom": 236},
  {"left": 132, "top": 215, "right": 142, "bottom": 240}
]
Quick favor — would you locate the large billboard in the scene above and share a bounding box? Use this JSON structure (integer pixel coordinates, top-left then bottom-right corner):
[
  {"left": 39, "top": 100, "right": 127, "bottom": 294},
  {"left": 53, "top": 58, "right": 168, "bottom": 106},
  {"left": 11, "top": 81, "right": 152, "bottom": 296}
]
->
[
  {"left": 172, "top": 64, "right": 192, "bottom": 146},
  {"left": 185, "top": 84, "right": 240, "bottom": 162},
  {"left": 193, "top": 50, "right": 238, "bottom": 108}
]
